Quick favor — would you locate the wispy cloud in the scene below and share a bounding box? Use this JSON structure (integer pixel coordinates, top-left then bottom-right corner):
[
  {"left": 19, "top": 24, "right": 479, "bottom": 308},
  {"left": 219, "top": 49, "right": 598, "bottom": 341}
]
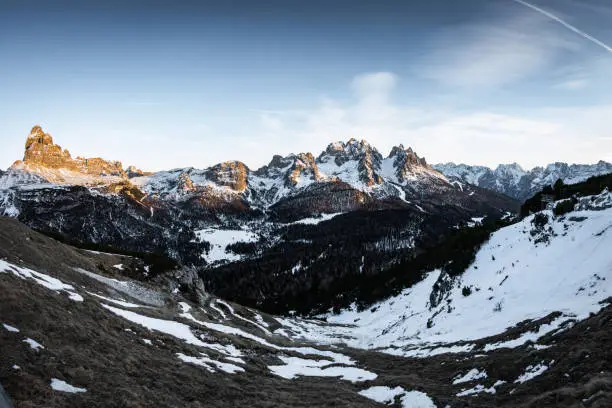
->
[
  {"left": 417, "top": 5, "right": 581, "bottom": 89},
  {"left": 554, "top": 78, "right": 588, "bottom": 90}
]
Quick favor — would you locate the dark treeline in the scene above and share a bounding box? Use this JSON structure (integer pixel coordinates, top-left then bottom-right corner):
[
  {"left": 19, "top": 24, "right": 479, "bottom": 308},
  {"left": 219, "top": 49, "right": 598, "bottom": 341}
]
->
[{"left": 201, "top": 208, "right": 510, "bottom": 316}]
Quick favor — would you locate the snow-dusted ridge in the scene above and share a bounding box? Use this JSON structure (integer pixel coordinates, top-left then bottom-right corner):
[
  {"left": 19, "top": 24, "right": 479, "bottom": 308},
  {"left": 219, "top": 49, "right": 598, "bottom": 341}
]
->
[
  {"left": 435, "top": 161, "right": 612, "bottom": 201},
  {"left": 1, "top": 134, "right": 452, "bottom": 209}
]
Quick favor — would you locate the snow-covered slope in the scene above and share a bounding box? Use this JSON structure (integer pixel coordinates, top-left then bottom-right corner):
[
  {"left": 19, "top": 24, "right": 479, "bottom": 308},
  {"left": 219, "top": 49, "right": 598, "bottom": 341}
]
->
[
  {"left": 435, "top": 161, "right": 612, "bottom": 201},
  {"left": 277, "top": 190, "right": 612, "bottom": 357}
]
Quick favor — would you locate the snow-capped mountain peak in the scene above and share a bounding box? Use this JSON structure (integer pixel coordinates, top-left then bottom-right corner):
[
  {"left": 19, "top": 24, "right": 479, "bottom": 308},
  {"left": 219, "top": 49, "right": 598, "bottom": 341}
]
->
[
  {"left": 316, "top": 139, "right": 384, "bottom": 187},
  {"left": 382, "top": 145, "right": 446, "bottom": 185}
]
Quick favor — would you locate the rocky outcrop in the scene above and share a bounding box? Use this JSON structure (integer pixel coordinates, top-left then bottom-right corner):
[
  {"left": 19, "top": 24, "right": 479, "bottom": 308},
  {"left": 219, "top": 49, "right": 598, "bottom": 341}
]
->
[
  {"left": 286, "top": 153, "right": 323, "bottom": 187},
  {"left": 15, "top": 126, "right": 148, "bottom": 182},
  {"left": 388, "top": 144, "right": 444, "bottom": 183},
  {"left": 22, "top": 126, "right": 124, "bottom": 176},
  {"left": 126, "top": 165, "right": 151, "bottom": 178},
  {"left": 177, "top": 172, "right": 195, "bottom": 193},
  {"left": 206, "top": 161, "right": 249, "bottom": 192}
]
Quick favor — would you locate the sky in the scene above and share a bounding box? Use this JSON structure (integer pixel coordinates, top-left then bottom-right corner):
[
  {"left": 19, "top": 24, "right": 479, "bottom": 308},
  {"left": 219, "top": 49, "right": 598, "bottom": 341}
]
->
[{"left": 1, "top": 0, "right": 611, "bottom": 171}]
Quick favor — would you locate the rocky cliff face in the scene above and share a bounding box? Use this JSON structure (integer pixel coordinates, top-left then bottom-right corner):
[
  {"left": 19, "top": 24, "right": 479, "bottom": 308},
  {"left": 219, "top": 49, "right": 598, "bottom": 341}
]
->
[
  {"left": 388, "top": 144, "right": 433, "bottom": 183},
  {"left": 206, "top": 161, "right": 249, "bottom": 192}
]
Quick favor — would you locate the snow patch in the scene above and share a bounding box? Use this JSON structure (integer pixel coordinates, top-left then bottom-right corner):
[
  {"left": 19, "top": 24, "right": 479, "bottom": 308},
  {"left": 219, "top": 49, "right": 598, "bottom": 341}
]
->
[
  {"left": 50, "top": 378, "right": 87, "bottom": 393},
  {"left": 23, "top": 337, "right": 44, "bottom": 351},
  {"left": 87, "top": 292, "right": 148, "bottom": 308},
  {"left": 3, "top": 323, "right": 19, "bottom": 333},
  {"left": 515, "top": 362, "right": 550, "bottom": 383},
  {"left": 177, "top": 352, "right": 245, "bottom": 374},
  {"left": 268, "top": 356, "right": 376, "bottom": 382},
  {"left": 453, "top": 368, "right": 487, "bottom": 384},
  {"left": 289, "top": 212, "right": 344, "bottom": 225},
  {"left": 358, "top": 386, "right": 436, "bottom": 408},
  {"left": 1, "top": 260, "right": 82, "bottom": 302},
  {"left": 358, "top": 386, "right": 405, "bottom": 404}
]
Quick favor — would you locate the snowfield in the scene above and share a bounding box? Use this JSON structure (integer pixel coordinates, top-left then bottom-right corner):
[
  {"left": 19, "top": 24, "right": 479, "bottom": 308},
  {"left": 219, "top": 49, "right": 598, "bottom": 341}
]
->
[
  {"left": 193, "top": 228, "right": 259, "bottom": 263},
  {"left": 276, "top": 193, "right": 612, "bottom": 356},
  {"left": 288, "top": 212, "right": 344, "bottom": 225}
]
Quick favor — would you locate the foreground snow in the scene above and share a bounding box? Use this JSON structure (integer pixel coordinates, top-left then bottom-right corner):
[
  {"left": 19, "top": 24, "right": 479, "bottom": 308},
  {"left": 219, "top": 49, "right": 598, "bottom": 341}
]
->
[
  {"left": 101, "top": 301, "right": 379, "bottom": 382},
  {"left": 0, "top": 260, "right": 83, "bottom": 302},
  {"left": 277, "top": 197, "right": 612, "bottom": 356},
  {"left": 268, "top": 356, "right": 376, "bottom": 382},
  {"left": 358, "top": 385, "right": 437, "bottom": 408}
]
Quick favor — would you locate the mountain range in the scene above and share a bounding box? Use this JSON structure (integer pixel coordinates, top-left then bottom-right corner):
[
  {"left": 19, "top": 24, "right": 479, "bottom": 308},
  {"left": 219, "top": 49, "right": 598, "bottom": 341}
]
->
[
  {"left": 7, "top": 126, "right": 488, "bottom": 210},
  {"left": 10, "top": 126, "right": 610, "bottom": 206},
  {"left": 434, "top": 161, "right": 612, "bottom": 202}
]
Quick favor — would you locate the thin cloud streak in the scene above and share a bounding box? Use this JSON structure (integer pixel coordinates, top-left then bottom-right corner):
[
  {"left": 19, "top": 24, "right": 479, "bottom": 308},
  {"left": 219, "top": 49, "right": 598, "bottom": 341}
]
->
[{"left": 511, "top": 0, "right": 612, "bottom": 53}]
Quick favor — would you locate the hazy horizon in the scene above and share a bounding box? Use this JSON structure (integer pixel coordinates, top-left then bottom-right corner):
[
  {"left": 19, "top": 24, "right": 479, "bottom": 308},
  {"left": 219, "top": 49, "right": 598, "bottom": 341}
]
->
[{"left": 1, "top": 0, "right": 611, "bottom": 171}]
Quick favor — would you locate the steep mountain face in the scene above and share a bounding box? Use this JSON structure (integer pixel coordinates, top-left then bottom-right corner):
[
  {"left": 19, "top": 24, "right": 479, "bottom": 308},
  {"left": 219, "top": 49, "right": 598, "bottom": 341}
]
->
[{"left": 435, "top": 161, "right": 612, "bottom": 201}]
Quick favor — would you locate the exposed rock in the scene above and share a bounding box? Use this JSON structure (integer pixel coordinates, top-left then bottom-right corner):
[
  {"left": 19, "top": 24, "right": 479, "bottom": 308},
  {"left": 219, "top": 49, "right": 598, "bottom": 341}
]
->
[
  {"left": 177, "top": 172, "right": 195, "bottom": 193},
  {"left": 317, "top": 139, "right": 384, "bottom": 186},
  {"left": 286, "top": 153, "right": 323, "bottom": 187},
  {"left": 16, "top": 126, "right": 147, "bottom": 183},
  {"left": 206, "top": 161, "right": 249, "bottom": 192},
  {"left": 389, "top": 144, "right": 443, "bottom": 183},
  {"left": 126, "top": 165, "right": 151, "bottom": 178}
]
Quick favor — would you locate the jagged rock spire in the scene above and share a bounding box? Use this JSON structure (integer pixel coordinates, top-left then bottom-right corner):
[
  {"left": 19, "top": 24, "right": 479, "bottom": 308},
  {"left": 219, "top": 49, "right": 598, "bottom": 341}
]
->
[
  {"left": 25, "top": 125, "right": 54, "bottom": 150},
  {"left": 17, "top": 125, "right": 146, "bottom": 179}
]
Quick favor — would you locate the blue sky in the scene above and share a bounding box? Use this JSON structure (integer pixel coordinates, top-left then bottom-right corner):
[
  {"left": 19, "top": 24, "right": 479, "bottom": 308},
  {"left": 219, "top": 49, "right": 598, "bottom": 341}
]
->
[{"left": 1, "top": 0, "right": 611, "bottom": 171}]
